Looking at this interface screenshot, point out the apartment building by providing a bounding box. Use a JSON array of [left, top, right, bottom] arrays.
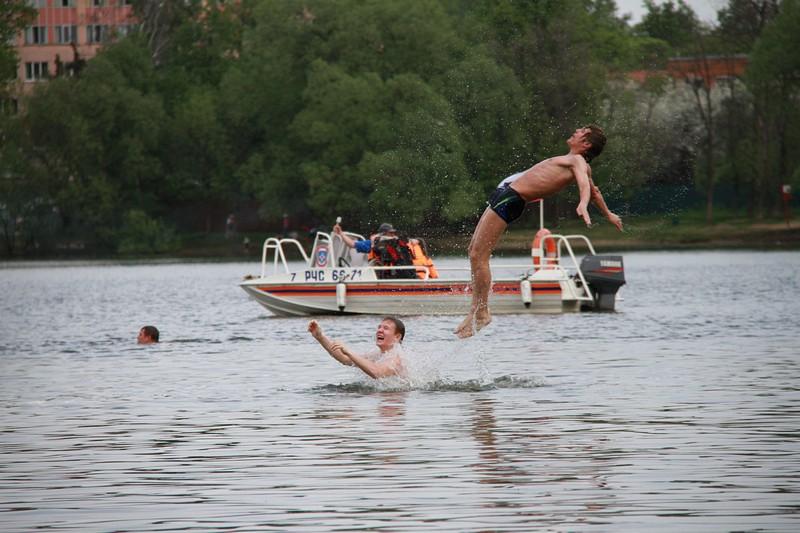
[[13, 0, 135, 94], [628, 54, 749, 88]]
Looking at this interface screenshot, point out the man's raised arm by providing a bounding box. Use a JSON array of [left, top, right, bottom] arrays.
[[332, 224, 359, 249], [308, 320, 353, 365], [335, 345, 403, 379], [572, 157, 592, 226], [588, 177, 623, 231]]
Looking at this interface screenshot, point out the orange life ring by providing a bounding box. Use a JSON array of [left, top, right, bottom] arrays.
[[531, 228, 557, 267]]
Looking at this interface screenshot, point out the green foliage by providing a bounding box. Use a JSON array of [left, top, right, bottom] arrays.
[[0, 112, 57, 256], [748, 0, 800, 84], [635, 0, 699, 54], [165, 87, 233, 202], [0, 1, 36, 88], [117, 209, 180, 255], [744, 0, 800, 214], [6, 0, 798, 256], [437, 48, 533, 191], [287, 62, 470, 226], [717, 0, 780, 52]]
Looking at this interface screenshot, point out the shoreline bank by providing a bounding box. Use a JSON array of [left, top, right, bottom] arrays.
[[2, 221, 798, 261]]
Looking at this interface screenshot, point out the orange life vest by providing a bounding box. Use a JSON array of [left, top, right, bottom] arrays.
[[409, 239, 438, 279]]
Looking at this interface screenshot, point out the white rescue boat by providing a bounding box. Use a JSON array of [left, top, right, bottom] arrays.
[[239, 205, 625, 317]]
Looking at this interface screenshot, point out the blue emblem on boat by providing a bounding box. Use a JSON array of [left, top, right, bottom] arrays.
[[316, 246, 328, 267]]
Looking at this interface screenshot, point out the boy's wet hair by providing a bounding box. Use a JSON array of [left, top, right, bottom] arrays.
[[583, 124, 606, 162], [382, 316, 405, 341], [141, 325, 159, 342]]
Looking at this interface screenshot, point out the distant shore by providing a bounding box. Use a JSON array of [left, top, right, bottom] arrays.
[[490, 220, 800, 254], [2, 216, 798, 261]]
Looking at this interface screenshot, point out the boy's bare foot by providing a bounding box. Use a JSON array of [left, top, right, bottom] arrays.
[[454, 313, 476, 338], [474, 309, 492, 332]]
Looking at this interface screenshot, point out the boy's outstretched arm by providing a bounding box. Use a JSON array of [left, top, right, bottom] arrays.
[[337, 344, 403, 379], [572, 157, 592, 226], [588, 177, 623, 231], [308, 320, 353, 365]]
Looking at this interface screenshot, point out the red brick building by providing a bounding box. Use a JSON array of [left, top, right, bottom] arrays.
[[629, 54, 749, 88], [13, 0, 135, 94]]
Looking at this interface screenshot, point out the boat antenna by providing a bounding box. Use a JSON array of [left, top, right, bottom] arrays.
[[539, 199, 544, 230]]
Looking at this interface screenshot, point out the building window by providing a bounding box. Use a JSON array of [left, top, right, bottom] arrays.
[[115, 25, 130, 37], [93, 0, 104, 6], [59, 0, 74, 6], [87, 25, 107, 44], [25, 26, 48, 45], [1, 97, 20, 116], [55, 25, 77, 43], [25, 62, 49, 81]]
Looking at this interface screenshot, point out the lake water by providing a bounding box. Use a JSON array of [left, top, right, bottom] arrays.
[[1, 251, 799, 531]]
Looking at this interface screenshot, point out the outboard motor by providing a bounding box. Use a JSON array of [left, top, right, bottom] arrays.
[[579, 255, 625, 311]]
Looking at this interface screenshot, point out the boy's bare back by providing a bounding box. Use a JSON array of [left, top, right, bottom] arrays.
[[508, 154, 590, 201]]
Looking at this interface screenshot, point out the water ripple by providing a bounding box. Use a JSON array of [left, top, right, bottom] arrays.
[[1, 253, 799, 531]]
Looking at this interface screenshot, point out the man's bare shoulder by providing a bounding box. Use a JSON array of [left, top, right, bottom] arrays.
[[541, 153, 584, 167]]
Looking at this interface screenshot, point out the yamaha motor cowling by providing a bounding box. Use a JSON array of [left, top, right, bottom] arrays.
[[579, 255, 625, 311]]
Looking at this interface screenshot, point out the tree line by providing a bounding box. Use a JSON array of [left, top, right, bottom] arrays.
[[1, 0, 798, 256]]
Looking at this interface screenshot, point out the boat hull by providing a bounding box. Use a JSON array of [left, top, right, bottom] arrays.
[[240, 278, 577, 317]]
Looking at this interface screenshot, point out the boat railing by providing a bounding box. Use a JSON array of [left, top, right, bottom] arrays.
[[261, 237, 310, 278], [534, 233, 596, 301], [260, 231, 368, 277], [258, 231, 595, 303]]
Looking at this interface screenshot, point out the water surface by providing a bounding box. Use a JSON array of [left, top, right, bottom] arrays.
[[1, 251, 799, 531]]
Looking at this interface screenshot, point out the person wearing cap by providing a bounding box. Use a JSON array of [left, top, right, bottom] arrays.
[[333, 221, 396, 254]]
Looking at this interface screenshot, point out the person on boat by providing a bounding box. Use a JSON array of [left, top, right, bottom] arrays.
[[455, 124, 624, 339], [308, 317, 407, 379], [137, 325, 159, 344], [333, 221, 395, 255], [333, 222, 438, 279], [408, 238, 439, 279]]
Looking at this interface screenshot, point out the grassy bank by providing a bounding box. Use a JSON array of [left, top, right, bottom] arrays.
[[3, 211, 797, 261], [491, 212, 799, 255], [174, 210, 798, 260]]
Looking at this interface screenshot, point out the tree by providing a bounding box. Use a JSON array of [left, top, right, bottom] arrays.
[[130, 0, 203, 66], [228, 0, 473, 229], [0, 1, 36, 98], [635, 0, 699, 56], [747, 0, 800, 217], [21, 38, 166, 249], [436, 48, 533, 193], [0, 112, 58, 256], [715, 1, 780, 215], [717, 0, 780, 52], [289, 62, 470, 228]]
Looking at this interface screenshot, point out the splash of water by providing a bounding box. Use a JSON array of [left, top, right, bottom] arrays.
[[315, 375, 546, 393]]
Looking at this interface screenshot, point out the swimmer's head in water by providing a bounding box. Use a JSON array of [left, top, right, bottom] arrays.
[[138, 325, 159, 344], [376, 316, 405, 350]]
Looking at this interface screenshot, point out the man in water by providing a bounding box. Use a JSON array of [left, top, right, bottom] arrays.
[[137, 325, 159, 344], [308, 316, 406, 379], [455, 125, 624, 339]]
